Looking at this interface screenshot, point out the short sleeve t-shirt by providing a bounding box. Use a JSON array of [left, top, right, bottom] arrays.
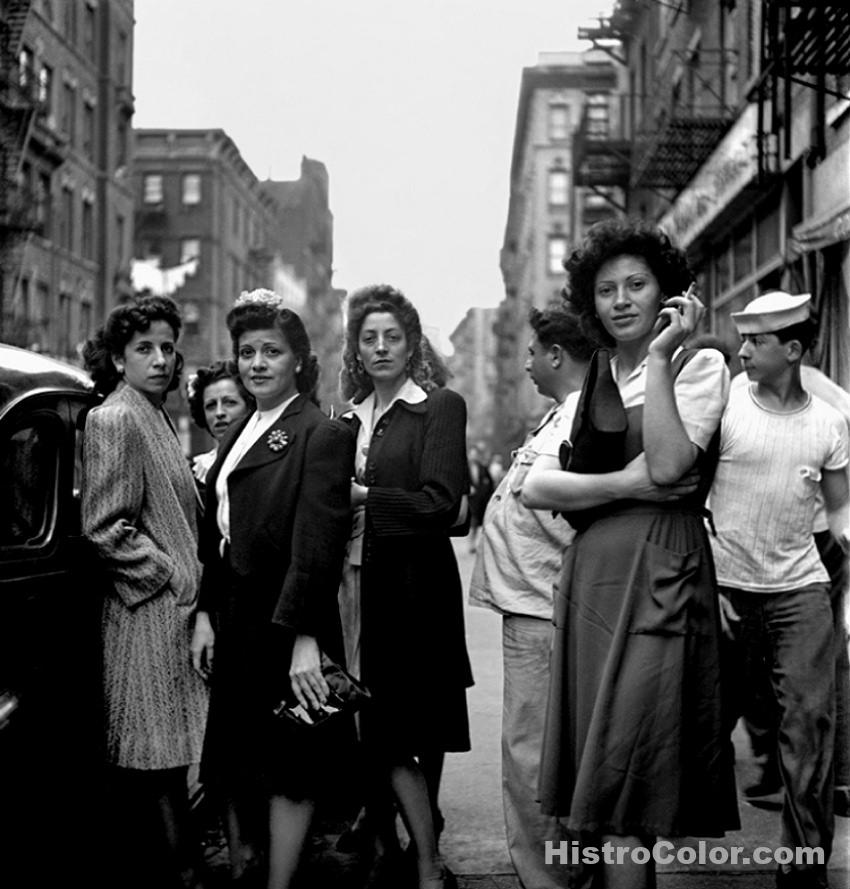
[[710, 385, 849, 591]]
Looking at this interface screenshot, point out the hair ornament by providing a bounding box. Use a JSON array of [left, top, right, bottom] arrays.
[[234, 288, 286, 310]]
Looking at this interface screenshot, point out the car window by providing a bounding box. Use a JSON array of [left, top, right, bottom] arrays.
[[0, 415, 59, 549]]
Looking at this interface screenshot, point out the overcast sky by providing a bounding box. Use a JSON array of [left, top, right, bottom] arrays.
[[133, 0, 613, 350]]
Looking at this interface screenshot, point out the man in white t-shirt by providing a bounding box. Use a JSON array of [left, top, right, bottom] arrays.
[[727, 366, 850, 816], [710, 292, 850, 889], [470, 305, 594, 889]]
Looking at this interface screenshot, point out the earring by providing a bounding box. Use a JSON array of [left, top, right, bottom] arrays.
[[296, 364, 302, 373], [355, 356, 364, 370]]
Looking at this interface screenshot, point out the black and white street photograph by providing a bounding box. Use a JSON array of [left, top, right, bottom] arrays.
[[1, 2, 849, 887]]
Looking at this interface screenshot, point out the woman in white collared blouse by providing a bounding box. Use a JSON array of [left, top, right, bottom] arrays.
[[337, 284, 471, 889], [190, 290, 353, 889]]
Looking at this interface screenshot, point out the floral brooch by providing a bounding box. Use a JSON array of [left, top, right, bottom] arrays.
[[266, 429, 290, 453]]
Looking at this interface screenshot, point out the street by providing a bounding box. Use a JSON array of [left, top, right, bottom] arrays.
[[439, 540, 850, 888]]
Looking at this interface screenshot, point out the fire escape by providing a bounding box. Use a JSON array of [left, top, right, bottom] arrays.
[[0, 0, 38, 341], [630, 45, 737, 194], [574, 11, 631, 215], [0, 2, 38, 234], [577, 2, 737, 200], [749, 2, 850, 180]]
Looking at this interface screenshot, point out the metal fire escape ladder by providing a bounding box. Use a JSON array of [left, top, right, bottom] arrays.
[[750, 2, 850, 180]]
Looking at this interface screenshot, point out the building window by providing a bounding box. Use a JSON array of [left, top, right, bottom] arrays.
[[37, 172, 52, 237], [548, 169, 569, 205], [233, 201, 240, 236], [584, 188, 612, 209], [61, 186, 74, 253], [61, 82, 76, 144], [35, 281, 49, 330], [83, 3, 96, 59], [82, 101, 95, 159], [0, 420, 58, 548], [180, 238, 200, 265], [116, 117, 128, 169], [586, 93, 610, 138], [19, 46, 34, 92], [116, 213, 125, 265], [38, 64, 53, 111], [58, 292, 73, 356], [116, 30, 128, 84], [182, 174, 201, 205], [79, 301, 92, 342], [549, 103, 570, 140], [65, 0, 77, 44], [232, 258, 240, 295], [548, 235, 567, 275], [17, 277, 30, 321], [143, 174, 163, 204], [81, 199, 94, 260]]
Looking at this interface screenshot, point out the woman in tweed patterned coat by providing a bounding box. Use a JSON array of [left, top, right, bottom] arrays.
[[82, 296, 208, 889]]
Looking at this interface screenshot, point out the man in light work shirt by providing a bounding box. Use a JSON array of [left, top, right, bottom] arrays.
[[470, 305, 594, 889]]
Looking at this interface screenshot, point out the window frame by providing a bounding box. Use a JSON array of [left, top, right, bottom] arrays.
[[142, 174, 163, 205], [181, 173, 202, 206], [0, 410, 63, 555]]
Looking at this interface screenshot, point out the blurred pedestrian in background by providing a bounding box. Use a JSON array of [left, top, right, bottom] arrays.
[[523, 219, 737, 889], [467, 443, 494, 553], [337, 283, 471, 889], [187, 359, 254, 494], [470, 304, 595, 889], [190, 290, 354, 889], [487, 452, 505, 488], [82, 295, 209, 889]]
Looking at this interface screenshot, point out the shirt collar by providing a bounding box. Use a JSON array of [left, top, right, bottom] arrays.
[[352, 377, 427, 424], [610, 346, 684, 382], [256, 391, 299, 423]]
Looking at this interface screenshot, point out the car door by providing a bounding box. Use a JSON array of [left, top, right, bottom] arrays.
[[0, 390, 105, 884]]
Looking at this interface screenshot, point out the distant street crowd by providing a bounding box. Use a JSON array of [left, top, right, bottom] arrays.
[[79, 217, 848, 889]]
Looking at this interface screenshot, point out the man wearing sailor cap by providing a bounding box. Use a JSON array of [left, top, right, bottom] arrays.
[[709, 291, 850, 889]]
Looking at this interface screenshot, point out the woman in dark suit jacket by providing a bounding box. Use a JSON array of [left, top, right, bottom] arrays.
[[338, 284, 472, 889], [190, 290, 354, 889]]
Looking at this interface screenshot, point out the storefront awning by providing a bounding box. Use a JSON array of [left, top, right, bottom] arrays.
[[790, 205, 850, 253]]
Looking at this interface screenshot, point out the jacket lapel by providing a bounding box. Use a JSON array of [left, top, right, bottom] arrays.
[[229, 393, 306, 475]]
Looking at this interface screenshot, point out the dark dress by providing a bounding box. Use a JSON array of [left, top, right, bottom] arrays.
[[197, 395, 355, 798], [342, 387, 473, 757], [539, 352, 739, 839]]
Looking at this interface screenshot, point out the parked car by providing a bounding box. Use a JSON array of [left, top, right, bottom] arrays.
[[0, 344, 107, 885]]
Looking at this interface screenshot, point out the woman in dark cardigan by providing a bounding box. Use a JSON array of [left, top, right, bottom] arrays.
[[190, 290, 354, 889], [338, 284, 471, 889]]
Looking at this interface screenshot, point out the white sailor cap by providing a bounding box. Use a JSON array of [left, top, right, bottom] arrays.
[[731, 291, 812, 334]]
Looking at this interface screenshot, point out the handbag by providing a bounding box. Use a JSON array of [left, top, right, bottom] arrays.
[[272, 654, 370, 729], [564, 348, 628, 475]]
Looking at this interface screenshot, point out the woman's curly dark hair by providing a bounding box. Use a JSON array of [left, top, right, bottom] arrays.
[[225, 300, 320, 406], [82, 295, 184, 397], [339, 283, 450, 404], [187, 359, 255, 431], [562, 218, 694, 347]]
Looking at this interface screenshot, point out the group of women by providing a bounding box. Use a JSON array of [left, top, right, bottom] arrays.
[[81, 284, 470, 889], [80, 217, 741, 889]]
